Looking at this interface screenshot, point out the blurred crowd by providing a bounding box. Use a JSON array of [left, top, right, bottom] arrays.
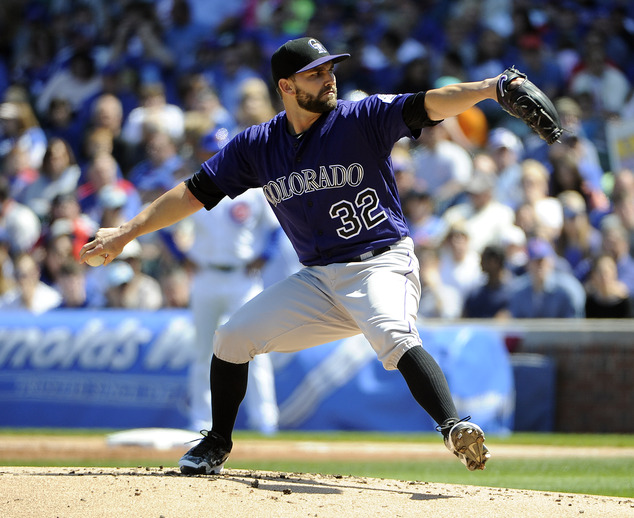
[[0, 0, 633, 318]]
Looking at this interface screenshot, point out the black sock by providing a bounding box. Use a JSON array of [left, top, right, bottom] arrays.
[[397, 346, 458, 435], [210, 354, 248, 446]]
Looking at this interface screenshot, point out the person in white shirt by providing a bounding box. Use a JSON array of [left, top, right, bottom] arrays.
[[0, 253, 61, 314], [438, 221, 483, 308], [186, 186, 281, 435], [0, 177, 41, 256], [519, 159, 564, 243], [410, 122, 473, 213], [121, 82, 185, 148], [443, 170, 516, 254]]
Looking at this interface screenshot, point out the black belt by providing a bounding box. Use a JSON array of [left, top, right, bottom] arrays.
[[347, 245, 393, 262], [205, 264, 240, 272]]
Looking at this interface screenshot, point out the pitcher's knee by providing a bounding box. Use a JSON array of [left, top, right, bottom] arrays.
[[213, 320, 257, 363]]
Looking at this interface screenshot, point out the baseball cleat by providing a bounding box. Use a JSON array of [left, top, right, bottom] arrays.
[[444, 420, 490, 471], [179, 430, 232, 475]]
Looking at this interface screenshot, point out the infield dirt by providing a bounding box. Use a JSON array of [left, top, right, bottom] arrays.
[[1, 436, 634, 517]]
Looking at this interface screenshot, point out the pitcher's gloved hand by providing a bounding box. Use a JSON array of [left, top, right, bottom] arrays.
[[496, 66, 563, 145]]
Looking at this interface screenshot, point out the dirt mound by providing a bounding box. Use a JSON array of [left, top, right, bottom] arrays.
[[1, 466, 632, 517]]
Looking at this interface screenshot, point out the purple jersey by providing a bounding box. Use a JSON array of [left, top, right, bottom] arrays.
[[200, 94, 417, 266]]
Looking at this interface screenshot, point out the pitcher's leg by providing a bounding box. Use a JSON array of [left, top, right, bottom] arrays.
[[340, 244, 423, 370], [214, 268, 360, 363], [210, 354, 248, 445], [397, 345, 458, 427], [210, 268, 359, 446]]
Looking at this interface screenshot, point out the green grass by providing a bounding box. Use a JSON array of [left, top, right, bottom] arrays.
[[227, 457, 634, 498], [2, 430, 634, 498]]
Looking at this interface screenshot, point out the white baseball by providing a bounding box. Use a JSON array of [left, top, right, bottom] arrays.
[[85, 254, 106, 267]]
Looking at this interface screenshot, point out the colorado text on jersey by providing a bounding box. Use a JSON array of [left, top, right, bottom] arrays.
[[262, 162, 364, 206]]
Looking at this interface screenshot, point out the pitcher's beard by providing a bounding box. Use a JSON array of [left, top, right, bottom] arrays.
[[296, 86, 338, 113]]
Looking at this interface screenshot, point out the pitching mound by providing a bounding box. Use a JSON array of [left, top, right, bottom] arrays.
[[1, 466, 632, 517]]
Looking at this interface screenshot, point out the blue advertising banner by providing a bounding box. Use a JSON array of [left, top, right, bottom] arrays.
[[0, 310, 195, 429], [0, 311, 514, 433]]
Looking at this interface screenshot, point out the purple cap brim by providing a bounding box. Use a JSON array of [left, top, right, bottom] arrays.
[[295, 53, 350, 74]]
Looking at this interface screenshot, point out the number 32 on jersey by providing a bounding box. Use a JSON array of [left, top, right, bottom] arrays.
[[329, 187, 387, 239]]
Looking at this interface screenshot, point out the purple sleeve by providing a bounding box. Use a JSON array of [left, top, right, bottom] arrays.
[[351, 94, 418, 154], [200, 127, 262, 198]]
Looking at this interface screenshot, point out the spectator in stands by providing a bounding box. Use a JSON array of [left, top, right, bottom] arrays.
[[584, 253, 631, 318], [410, 122, 473, 213], [596, 216, 634, 296], [103, 257, 162, 310], [610, 169, 634, 255], [396, 56, 433, 97], [548, 141, 609, 214], [500, 224, 528, 277], [468, 28, 505, 86], [443, 170, 516, 254], [103, 260, 135, 308], [569, 33, 632, 119], [1, 145, 38, 201], [164, 0, 210, 75], [504, 237, 586, 319], [0, 227, 13, 292], [121, 82, 185, 150], [128, 129, 186, 203], [202, 42, 260, 116], [35, 51, 102, 117], [402, 187, 447, 248], [43, 97, 84, 159], [83, 64, 139, 126], [185, 81, 236, 133], [86, 94, 136, 175], [416, 244, 462, 319], [159, 266, 191, 308], [96, 185, 129, 230], [10, 22, 58, 101], [116, 239, 164, 310], [518, 159, 564, 243], [438, 220, 483, 307], [548, 152, 589, 204], [555, 190, 602, 278], [0, 176, 41, 256], [46, 192, 97, 260], [391, 143, 418, 198], [1, 0, 633, 328], [18, 137, 81, 220], [462, 244, 513, 319], [77, 151, 142, 224], [513, 34, 563, 102], [550, 97, 603, 189], [56, 259, 90, 309], [487, 127, 524, 209], [106, 2, 175, 84], [235, 77, 278, 130], [0, 253, 61, 314], [359, 28, 425, 93], [81, 127, 116, 170], [0, 101, 48, 170], [39, 229, 75, 287]]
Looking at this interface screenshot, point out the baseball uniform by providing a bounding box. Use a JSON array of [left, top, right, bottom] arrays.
[[187, 188, 280, 434]]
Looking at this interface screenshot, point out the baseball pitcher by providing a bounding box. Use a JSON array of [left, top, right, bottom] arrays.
[[82, 37, 561, 474]]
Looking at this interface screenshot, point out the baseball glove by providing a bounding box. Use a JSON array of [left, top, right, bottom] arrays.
[[496, 66, 563, 145]]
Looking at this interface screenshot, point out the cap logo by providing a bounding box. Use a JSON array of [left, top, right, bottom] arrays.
[[308, 39, 327, 54]]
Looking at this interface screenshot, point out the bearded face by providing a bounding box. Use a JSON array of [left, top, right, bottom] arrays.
[[294, 82, 338, 113]]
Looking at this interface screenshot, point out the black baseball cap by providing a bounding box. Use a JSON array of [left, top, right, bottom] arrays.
[[271, 37, 350, 86]]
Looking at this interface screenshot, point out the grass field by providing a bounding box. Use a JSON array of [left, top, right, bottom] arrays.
[[234, 431, 634, 498], [2, 429, 634, 498]]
